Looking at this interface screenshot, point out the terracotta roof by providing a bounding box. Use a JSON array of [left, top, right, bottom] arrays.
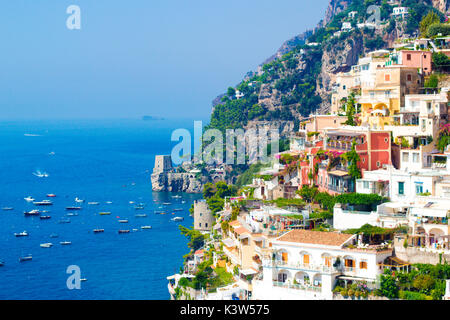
[[234, 226, 250, 235], [229, 220, 240, 227], [276, 229, 354, 247], [328, 170, 349, 177], [194, 249, 204, 255]]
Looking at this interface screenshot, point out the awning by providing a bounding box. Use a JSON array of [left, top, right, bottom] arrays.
[[328, 170, 350, 177], [239, 233, 250, 240], [240, 268, 258, 276], [222, 238, 235, 248]]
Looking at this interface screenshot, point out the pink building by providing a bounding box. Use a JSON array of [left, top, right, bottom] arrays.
[[389, 50, 432, 75]]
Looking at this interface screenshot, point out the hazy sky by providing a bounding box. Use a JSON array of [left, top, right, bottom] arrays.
[[0, 0, 329, 120]]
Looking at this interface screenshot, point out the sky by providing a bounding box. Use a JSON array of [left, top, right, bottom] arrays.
[[0, 0, 329, 120]]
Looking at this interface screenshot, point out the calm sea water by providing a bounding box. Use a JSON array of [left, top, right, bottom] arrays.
[[0, 119, 203, 300]]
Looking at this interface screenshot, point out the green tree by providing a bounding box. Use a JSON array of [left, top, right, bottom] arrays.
[[420, 11, 440, 36], [380, 273, 399, 299], [179, 225, 206, 252], [203, 182, 216, 199]]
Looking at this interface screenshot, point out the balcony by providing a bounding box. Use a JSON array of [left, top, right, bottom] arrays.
[[273, 281, 321, 292], [264, 259, 339, 274]]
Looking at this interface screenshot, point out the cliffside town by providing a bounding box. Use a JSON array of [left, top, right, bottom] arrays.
[[166, 0, 450, 301]]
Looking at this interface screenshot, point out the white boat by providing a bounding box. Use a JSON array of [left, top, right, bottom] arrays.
[[80, 278, 87, 282], [60, 241, 72, 245], [24, 196, 35, 202], [33, 171, 49, 178], [40, 243, 53, 248], [15, 231, 29, 237], [34, 200, 53, 206], [75, 197, 84, 203], [171, 195, 182, 199], [49, 151, 55, 155], [88, 202, 100, 205], [171, 217, 184, 222], [2, 207, 14, 211], [141, 226, 152, 229], [105, 201, 113, 204], [118, 219, 129, 223], [129, 201, 135, 204]]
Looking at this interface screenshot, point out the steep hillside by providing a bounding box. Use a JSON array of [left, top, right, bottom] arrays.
[[208, 0, 447, 133]]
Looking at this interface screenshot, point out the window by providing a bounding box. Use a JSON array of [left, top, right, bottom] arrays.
[[303, 254, 310, 265], [359, 261, 368, 269], [376, 161, 381, 167], [402, 152, 409, 163], [344, 259, 355, 268], [363, 181, 369, 189], [407, 54, 411, 61], [415, 183, 423, 194], [412, 153, 419, 163], [407, 74, 412, 81], [199, 223, 202, 227], [205, 223, 208, 228], [324, 256, 332, 267], [385, 74, 391, 82], [398, 182, 405, 195]]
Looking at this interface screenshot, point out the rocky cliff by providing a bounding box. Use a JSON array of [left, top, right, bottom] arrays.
[[151, 172, 205, 193]]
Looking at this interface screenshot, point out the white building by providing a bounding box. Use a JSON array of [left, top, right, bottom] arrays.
[[392, 7, 409, 18], [252, 229, 392, 300], [341, 22, 352, 31]]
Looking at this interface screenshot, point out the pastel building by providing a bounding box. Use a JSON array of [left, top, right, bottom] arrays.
[[386, 50, 432, 75], [252, 229, 392, 300]]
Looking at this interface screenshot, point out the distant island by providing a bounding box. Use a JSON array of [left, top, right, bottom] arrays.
[[142, 116, 164, 121]]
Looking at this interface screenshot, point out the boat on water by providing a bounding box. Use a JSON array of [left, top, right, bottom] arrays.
[[171, 195, 182, 198], [118, 230, 130, 234], [99, 212, 111, 215], [173, 208, 183, 212], [80, 278, 87, 282], [0, 261, 4, 266], [118, 219, 129, 223], [47, 194, 56, 198], [129, 201, 135, 204], [34, 200, 53, 206], [181, 200, 186, 204], [75, 197, 84, 203], [2, 207, 13, 211], [66, 212, 78, 216], [88, 202, 100, 205], [60, 241, 71, 245], [93, 229, 104, 233], [19, 255, 32, 262], [15, 231, 28, 237], [163, 202, 172, 205], [40, 243, 53, 248], [33, 170, 49, 178], [171, 217, 184, 222], [66, 207, 81, 211], [24, 210, 40, 216], [49, 233, 59, 238], [49, 151, 55, 155], [141, 226, 152, 229], [24, 196, 35, 202], [105, 201, 113, 204], [135, 214, 147, 217], [134, 206, 145, 210], [40, 215, 51, 220]]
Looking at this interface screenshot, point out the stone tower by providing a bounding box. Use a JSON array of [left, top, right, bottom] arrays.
[[193, 200, 215, 232], [153, 155, 173, 174]]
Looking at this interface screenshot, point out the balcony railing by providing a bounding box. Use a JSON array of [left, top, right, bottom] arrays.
[[264, 259, 339, 274], [273, 281, 321, 292]]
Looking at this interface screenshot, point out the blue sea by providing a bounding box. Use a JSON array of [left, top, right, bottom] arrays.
[[0, 119, 203, 300]]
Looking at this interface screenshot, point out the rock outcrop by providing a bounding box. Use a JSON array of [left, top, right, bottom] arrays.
[[151, 171, 204, 193]]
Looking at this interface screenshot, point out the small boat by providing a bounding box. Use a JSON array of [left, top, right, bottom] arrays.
[[49, 151, 55, 156], [24, 196, 35, 202], [181, 201, 186, 204], [47, 194, 56, 198], [2, 207, 13, 211], [154, 211, 165, 214], [66, 212, 78, 216], [88, 202, 100, 205], [141, 226, 152, 229], [19, 255, 32, 262], [134, 206, 145, 210], [80, 278, 87, 282], [99, 212, 111, 215], [66, 206, 81, 211], [173, 208, 183, 212], [171, 217, 184, 222], [40, 243, 53, 248], [75, 197, 84, 203], [59, 218, 71, 224], [171, 195, 182, 198], [33, 171, 49, 178], [118, 230, 130, 234], [15, 231, 29, 237], [105, 201, 113, 204], [34, 200, 53, 206], [24, 210, 40, 216], [135, 214, 147, 218], [163, 202, 171, 205], [93, 229, 104, 233], [40, 215, 51, 220], [129, 201, 135, 204], [49, 233, 59, 238], [0, 261, 4, 267], [60, 241, 72, 245], [118, 219, 129, 223]]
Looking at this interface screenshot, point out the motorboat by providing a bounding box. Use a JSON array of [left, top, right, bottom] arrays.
[[93, 229, 104, 233], [24, 210, 40, 216], [134, 205, 145, 210], [15, 231, 29, 237], [33, 171, 49, 178], [99, 212, 111, 215], [163, 202, 171, 205], [171, 217, 184, 222], [173, 208, 183, 212], [34, 200, 52, 206], [171, 195, 182, 199], [40, 243, 53, 248], [40, 215, 51, 220], [118, 230, 130, 234], [49, 233, 59, 238], [66, 207, 81, 211], [105, 201, 113, 204], [66, 212, 78, 216], [141, 226, 152, 229], [118, 219, 129, 223], [181, 201, 186, 204], [19, 255, 32, 262], [47, 194, 56, 198], [75, 197, 84, 203], [129, 201, 135, 204], [60, 241, 72, 245], [24, 196, 35, 202], [88, 202, 100, 205], [135, 214, 147, 218]]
